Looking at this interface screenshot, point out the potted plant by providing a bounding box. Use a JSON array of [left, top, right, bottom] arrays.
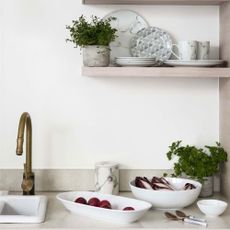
[[165, 141, 227, 197], [66, 15, 117, 67]]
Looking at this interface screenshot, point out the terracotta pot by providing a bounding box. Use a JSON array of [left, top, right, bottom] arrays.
[[83, 45, 110, 67]]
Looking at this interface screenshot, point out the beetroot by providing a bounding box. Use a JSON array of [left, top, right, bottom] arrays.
[[99, 200, 111, 209], [88, 197, 100, 207], [123, 207, 135, 211], [75, 197, 87, 204]]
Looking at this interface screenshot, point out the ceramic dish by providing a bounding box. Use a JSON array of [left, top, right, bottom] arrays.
[[57, 191, 152, 223], [130, 177, 202, 210], [103, 10, 149, 65], [197, 199, 228, 217], [115, 57, 161, 67], [130, 27, 172, 61], [164, 60, 224, 67]]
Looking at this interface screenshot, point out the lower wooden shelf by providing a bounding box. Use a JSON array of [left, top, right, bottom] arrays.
[[82, 67, 230, 78]]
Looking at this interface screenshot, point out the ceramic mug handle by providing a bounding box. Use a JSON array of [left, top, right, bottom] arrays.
[[170, 44, 180, 60]]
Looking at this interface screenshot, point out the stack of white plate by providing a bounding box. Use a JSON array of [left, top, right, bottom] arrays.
[[115, 57, 160, 67]]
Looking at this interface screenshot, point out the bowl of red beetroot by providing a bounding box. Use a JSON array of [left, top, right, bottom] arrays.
[[56, 191, 151, 223], [130, 176, 202, 209]]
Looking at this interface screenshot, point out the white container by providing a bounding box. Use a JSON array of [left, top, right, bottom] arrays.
[[197, 199, 228, 217], [95, 161, 119, 195], [130, 177, 202, 209], [56, 191, 151, 224], [197, 41, 210, 60], [83, 45, 110, 67]]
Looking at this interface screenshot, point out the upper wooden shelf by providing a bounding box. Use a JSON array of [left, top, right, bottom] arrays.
[[82, 67, 230, 78], [82, 0, 230, 5]]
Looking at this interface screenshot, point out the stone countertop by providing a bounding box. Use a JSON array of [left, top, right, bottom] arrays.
[[0, 192, 229, 229]]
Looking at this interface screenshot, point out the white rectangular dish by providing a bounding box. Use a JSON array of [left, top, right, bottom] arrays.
[[56, 191, 151, 223]]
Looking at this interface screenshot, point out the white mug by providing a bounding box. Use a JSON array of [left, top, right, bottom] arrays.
[[197, 41, 210, 60], [95, 161, 119, 195], [171, 40, 198, 60]]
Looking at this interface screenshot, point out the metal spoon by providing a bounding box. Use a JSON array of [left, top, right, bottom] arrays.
[[165, 212, 208, 227], [165, 212, 179, 221], [176, 210, 207, 223]]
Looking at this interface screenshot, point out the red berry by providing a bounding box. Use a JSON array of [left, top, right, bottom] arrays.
[[88, 197, 100, 207], [99, 200, 111, 209], [74, 197, 87, 204], [123, 207, 135, 211]]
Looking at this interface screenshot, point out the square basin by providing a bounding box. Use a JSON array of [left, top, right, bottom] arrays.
[[0, 195, 47, 223]]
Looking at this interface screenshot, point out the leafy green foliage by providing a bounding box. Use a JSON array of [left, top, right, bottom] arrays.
[[166, 141, 228, 183], [66, 15, 117, 47]]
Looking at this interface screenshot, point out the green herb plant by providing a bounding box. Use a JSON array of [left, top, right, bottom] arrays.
[[165, 141, 227, 183], [66, 15, 117, 48]]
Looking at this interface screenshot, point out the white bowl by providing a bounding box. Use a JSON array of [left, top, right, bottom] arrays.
[[197, 199, 228, 217], [57, 191, 152, 223], [130, 177, 202, 209]]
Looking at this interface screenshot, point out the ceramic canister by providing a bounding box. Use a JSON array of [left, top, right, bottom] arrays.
[[95, 161, 119, 195]]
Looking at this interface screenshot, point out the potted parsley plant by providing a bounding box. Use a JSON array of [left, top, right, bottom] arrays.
[[66, 15, 117, 67], [166, 141, 227, 197]]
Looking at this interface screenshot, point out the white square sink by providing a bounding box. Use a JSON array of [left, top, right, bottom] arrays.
[[0, 195, 47, 223]]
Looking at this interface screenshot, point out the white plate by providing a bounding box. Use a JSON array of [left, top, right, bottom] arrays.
[[103, 10, 149, 65], [116, 60, 159, 67], [130, 27, 172, 61], [116, 57, 156, 60], [57, 191, 151, 223], [165, 60, 224, 67]]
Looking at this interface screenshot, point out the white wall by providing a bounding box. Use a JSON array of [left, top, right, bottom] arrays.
[[0, 0, 219, 169]]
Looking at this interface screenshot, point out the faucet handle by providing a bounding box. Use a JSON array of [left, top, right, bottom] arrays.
[[21, 164, 33, 193]]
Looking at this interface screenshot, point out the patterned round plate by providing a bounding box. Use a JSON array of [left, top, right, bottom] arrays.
[[130, 27, 172, 61]]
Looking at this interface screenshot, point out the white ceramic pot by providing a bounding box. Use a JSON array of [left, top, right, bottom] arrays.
[[199, 176, 213, 197], [83, 45, 110, 67]]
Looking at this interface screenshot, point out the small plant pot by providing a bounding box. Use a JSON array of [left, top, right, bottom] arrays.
[[199, 176, 213, 197], [83, 45, 110, 67]]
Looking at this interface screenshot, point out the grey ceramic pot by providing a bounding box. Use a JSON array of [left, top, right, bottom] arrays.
[[83, 45, 110, 67], [199, 176, 213, 197]]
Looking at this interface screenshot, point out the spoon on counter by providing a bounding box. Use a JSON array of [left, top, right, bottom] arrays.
[[164, 212, 208, 227], [175, 210, 207, 223]]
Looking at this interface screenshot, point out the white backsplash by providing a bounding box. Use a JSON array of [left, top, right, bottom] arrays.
[[0, 1, 219, 169]]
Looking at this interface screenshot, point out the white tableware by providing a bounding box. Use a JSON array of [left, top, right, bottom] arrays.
[[130, 27, 172, 61], [56, 191, 152, 223], [197, 41, 210, 60], [164, 60, 224, 67], [103, 10, 149, 65], [115, 57, 160, 67], [171, 40, 198, 60], [95, 161, 119, 195], [197, 199, 228, 217], [130, 177, 202, 210]]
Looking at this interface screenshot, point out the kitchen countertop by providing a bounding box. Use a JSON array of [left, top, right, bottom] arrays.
[[0, 192, 229, 229]]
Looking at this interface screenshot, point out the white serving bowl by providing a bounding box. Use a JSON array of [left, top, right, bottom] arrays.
[[130, 177, 202, 210], [57, 191, 152, 223], [197, 199, 228, 217]]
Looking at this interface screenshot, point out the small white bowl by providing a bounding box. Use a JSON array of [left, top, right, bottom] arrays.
[[130, 177, 202, 209], [197, 199, 228, 217]]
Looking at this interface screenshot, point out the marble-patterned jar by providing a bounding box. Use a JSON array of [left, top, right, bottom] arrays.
[[95, 161, 119, 195], [83, 45, 110, 67]]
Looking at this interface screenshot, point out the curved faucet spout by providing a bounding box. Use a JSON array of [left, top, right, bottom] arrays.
[[16, 112, 34, 195]]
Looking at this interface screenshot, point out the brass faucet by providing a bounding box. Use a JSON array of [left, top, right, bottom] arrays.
[[16, 112, 35, 195]]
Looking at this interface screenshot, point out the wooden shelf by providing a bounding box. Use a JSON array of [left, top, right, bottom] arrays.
[[82, 0, 230, 5], [82, 67, 230, 78]]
